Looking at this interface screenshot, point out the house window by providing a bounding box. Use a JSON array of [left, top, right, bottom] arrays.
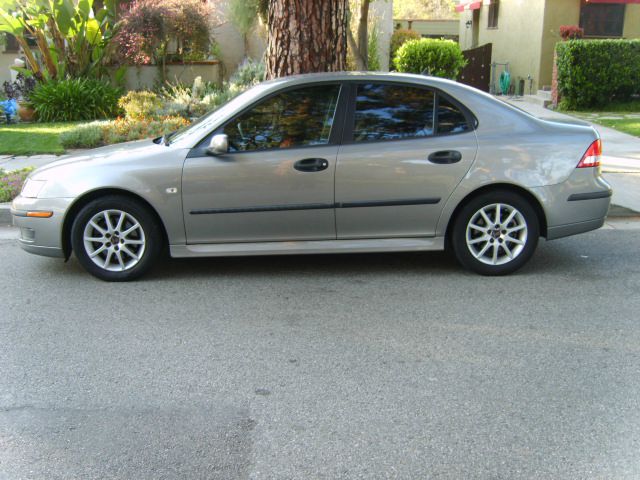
[[4, 34, 19, 53], [579, 0, 625, 37], [487, 0, 499, 29]]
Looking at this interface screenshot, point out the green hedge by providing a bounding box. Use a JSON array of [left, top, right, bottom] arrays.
[[393, 39, 466, 79], [556, 39, 640, 109]]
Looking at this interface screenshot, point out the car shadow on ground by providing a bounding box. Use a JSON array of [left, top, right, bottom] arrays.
[[32, 237, 593, 282]]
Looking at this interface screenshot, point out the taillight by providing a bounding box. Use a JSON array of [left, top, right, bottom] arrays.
[[577, 139, 602, 168]]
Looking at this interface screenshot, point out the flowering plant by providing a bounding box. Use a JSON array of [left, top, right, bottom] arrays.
[[0, 168, 34, 202], [115, 0, 221, 66], [560, 25, 584, 41]]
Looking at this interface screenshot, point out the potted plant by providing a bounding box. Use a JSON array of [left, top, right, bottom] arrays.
[[2, 73, 37, 122]]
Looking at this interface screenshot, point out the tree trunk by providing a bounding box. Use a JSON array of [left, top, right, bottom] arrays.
[[265, 0, 348, 80]]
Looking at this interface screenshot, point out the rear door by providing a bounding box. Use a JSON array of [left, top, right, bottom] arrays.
[[335, 82, 478, 239]]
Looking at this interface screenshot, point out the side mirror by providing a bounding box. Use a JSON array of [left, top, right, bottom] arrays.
[[206, 134, 228, 156]]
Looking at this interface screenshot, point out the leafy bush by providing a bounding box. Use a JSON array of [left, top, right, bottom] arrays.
[[559, 25, 584, 41], [116, 0, 219, 65], [60, 116, 191, 149], [556, 39, 640, 109], [390, 28, 420, 65], [58, 123, 105, 149], [229, 58, 266, 88], [0, 168, 34, 202], [30, 79, 122, 122], [393, 39, 466, 79], [118, 91, 164, 119]]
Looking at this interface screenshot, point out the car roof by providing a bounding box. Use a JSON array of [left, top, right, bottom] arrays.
[[261, 71, 461, 89]]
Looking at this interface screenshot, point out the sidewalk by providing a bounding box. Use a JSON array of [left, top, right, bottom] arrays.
[[503, 97, 640, 214]]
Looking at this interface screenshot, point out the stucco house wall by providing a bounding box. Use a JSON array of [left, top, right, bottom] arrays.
[[0, 52, 17, 86], [458, 0, 640, 92], [459, 1, 546, 92], [394, 19, 459, 40]]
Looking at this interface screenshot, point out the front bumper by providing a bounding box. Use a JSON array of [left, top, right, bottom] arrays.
[[11, 196, 74, 259]]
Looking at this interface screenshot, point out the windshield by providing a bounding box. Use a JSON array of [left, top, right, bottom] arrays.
[[167, 83, 273, 146]]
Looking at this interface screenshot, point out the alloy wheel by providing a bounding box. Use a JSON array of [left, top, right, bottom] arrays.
[[465, 203, 528, 266], [82, 209, 146, 272]]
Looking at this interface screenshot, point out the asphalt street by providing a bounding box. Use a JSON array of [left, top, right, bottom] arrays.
[[1, 223, 640, 479]]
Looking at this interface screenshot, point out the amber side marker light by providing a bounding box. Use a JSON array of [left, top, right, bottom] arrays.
[[26, 211, 53, 218]]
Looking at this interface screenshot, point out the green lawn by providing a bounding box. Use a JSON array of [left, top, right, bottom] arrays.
[[0, 122, 81, 155], [591, 117, 640, 137]]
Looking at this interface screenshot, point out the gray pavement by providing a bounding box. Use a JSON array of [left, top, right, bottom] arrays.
[[1, 223, 640, 479]]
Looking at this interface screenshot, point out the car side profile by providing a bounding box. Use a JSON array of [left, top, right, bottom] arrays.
[[12, 72, 612, 281]]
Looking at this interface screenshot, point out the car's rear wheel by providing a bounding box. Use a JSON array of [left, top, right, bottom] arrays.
[[452, 191, 539, 275], [71, 195, 162, 281]]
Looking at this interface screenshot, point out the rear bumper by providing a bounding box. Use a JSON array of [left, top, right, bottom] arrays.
[[532, 171, 612, 239], [546, 216, 606, 240]]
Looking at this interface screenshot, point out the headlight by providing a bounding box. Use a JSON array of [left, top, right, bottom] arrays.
[[21, 179, 47, 198]]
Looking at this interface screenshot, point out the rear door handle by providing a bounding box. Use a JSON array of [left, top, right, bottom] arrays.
[[294, 158, 329, 172], [428, 150, 462, 164]]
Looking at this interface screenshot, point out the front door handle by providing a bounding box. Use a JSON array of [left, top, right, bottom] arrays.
[[294, 158, 329, 172], [428, 150, 462, 164]]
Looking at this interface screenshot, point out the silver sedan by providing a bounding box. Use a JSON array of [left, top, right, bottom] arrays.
[[12, 72, 612, 281]]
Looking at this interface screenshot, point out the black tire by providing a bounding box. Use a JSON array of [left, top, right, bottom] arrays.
[[70, 195, 163, 281], [451, 190, 540, 276]]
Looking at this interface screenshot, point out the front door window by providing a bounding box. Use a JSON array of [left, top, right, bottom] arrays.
[[222, 85, 341, 152]]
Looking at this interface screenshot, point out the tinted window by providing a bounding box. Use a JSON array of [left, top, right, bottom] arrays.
[[437, 97, 470, 134], [579, 1, 625, 37], [223, 85, 340, 152], [353, 84, 435, 142], [487, 0, 499, 29]]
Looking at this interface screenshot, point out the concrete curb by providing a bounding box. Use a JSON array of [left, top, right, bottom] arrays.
[[0, 203, 12, 226], [1, 201, 638, 227]]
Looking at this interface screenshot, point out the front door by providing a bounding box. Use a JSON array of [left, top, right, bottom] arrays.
[[182, 83, 344, 244], [335, 82, 478, 239]]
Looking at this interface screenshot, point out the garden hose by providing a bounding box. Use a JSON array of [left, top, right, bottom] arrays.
[[499, 70, 511, 95]]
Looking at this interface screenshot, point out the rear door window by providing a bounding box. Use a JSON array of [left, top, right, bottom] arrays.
[[353, 84, 435, 141]]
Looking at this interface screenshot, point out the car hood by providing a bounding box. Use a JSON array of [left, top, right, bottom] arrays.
[[30, 139, 162, 180]]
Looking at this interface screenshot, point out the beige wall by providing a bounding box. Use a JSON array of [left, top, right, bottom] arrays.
[[371, 0, 394, 71], [623, 5, 640, 38], [0, 52, 18, 86], [459, 0, 547, 92], [394, 19, 459, 39], [113, 63, 222, 91]]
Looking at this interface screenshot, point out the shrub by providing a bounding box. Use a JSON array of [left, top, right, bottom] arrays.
[[60, 116, 191, 149], [559, 25, 584, 41], [30, 78, 122, 122], [0, 167, 34, 202], [116, 0, 219, 65], [389, 28, 420, 65], [118, 91, 163, 120], [393, 39, 466, 79], [58, 122, 106, 149], [229, 58, 265, 88], [556, 39, 640, 109]]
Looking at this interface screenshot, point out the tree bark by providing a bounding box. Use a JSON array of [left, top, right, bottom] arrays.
[[265, 0, 348, 80]]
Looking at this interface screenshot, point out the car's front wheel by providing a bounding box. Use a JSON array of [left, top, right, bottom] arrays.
[[451, 191, 539, 275], [71, 195, 162, 281]]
